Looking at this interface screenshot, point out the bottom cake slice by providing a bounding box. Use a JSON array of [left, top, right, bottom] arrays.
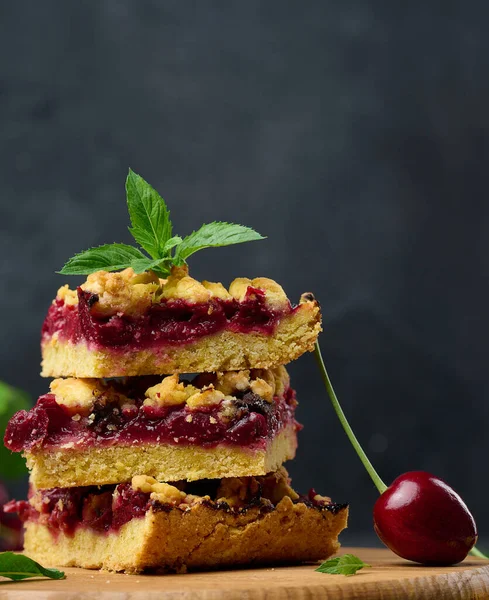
[[5, 469, 348, 573]]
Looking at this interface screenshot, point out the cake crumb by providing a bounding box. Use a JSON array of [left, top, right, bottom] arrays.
[[186, 386, 225, 410]]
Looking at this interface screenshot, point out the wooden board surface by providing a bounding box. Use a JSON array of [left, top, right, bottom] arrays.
[[1, 547, 488, 599]]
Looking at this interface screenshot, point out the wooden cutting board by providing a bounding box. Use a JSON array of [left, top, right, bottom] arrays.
[[1, 547, 488, 599]]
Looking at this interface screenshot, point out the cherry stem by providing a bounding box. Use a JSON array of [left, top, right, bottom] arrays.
[[470, 547, 489, 559], [314, 341, 489, 560], [314, 341, 387, 495]]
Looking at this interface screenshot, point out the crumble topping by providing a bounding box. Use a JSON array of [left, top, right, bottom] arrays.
[[144, 375, 195, 407], [160, 266, 212, 304], [228, 278, 253, 302], [312, 493, 332, 504], [50, 378, 132, 416], [216, 467, 299, 507], [143, 366, 289, 410], [50, 379, 108, 415], [212, 371, 251, 396], [186, 387, 226, 410], [131, 476, 186, 505], [143, 376, 226, 410], [131, 470, 300, 510], [56, 285, 78, 306], [56, 265, 293, 316], [50, 367, 291, 418], [216, 475, 261, 507], [201, 281, 232, 300], [80, 269, 161, 317], [259, 467, 300, 503], [214, 367, 289, 403], [249, 377, 273, 402]]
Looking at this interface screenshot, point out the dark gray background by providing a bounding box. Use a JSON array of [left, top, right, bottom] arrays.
[[1, 1, 489, 547]]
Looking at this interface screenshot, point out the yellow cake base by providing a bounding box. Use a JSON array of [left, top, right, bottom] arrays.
[[41, 303, 321, 378], [26, 424, 298, 488], [24, 496, 348, 573]]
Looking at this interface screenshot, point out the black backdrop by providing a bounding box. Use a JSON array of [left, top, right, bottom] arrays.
[[2, 2, 489, 546]]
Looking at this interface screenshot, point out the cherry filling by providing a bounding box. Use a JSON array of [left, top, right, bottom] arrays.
[[41, 287, 296, 349], [4, 481, 346, 538], [4, 387, 299, 453]]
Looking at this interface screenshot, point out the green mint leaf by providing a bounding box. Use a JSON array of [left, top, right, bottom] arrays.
[[0, 552, 65, 581], [127, 258, 157, 274], [126, 169, 172, 259], [175, 222, 265, 262], [129, 257, 172, 277], [315, 554, 371, 576], [129, 237, 183, 276], [162, 235, 183, 254], [59, 244, 147, 275], [59, 172, 266, 276], [0, 381, 30, 479]]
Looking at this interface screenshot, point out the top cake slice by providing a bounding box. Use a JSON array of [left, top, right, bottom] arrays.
[[41, 265, 321, 378]]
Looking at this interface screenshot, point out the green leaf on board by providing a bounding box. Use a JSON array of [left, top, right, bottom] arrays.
[[0, 552, 65, 581], [315, 554, 371, 576]]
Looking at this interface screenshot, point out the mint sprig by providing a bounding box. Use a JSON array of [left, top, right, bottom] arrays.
[[126, 169, 173, 259], [174, 222, 264, 264], [59, 169, 265, 277], [59, 243, 147, 276], [0, 552, 65, 581], [315, 554, 371, 576]]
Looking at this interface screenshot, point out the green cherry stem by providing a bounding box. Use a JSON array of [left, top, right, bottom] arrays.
[[314, 340, 488, 560], [470, 547, 489, 559], [314, 341, 387, 495]]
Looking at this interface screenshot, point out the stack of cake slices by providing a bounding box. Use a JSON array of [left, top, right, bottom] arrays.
[[4, 266, 348, 573]]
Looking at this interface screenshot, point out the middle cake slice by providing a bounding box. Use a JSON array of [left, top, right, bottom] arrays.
[[5, 367, 299, 489]]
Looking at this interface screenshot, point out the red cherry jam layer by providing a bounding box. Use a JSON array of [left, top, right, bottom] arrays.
[[42, 287, 296, 349], [4, 480, 346, 538], [4, 384, 299, 454]]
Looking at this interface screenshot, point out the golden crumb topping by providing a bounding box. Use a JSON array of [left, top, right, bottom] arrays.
[[312, 493, 332, 504], [216, 476, 261, 507], [248, 278, 288, 310], [216, 366, 289, 403], [56, 265, 296, 316], [50, 378, 107, 415], [130, 469, 300, 511], [259, 467, 300, 504], [50, 378, 132, 416], [216, 467, 298, 508], [212, 371, 251, 396], [48, 367, 290, 418], [160, 266, 211, 303], [228, 278, 253, 301], [201, 281, 232, 300], [186, 387, 226, 410], [56, 284, 78, 306], [144, 375, 197, 407], [80, 268, 161, 317], [143, 366, 289, 410], [131, 476, 186, 505]]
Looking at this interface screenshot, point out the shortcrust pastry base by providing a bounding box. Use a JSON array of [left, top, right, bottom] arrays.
[[26, 424, 297, 489], [23, 496, 348, 573], [41, 304, 321, 378]]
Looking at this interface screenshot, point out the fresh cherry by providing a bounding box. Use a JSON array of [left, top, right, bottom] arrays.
[[373, 471, 477, 565], [314, 342, 482, 565]]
